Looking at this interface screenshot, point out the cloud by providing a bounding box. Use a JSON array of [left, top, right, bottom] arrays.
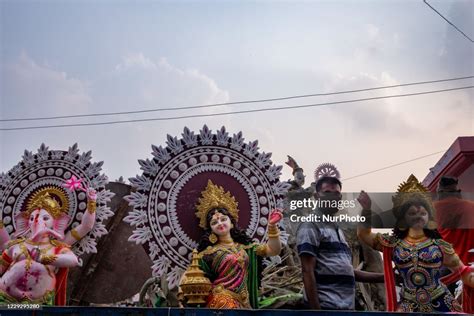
[[323, 72, 416, 136], [0, 52, 92, 119], [322, 69, 473, 140], [366, 24, 380, 40], [0, 52, 234, 184], [1, 52, 231, 123], [353, 24, 401, 62], [115, 53, 158, 72], [437, 1, 474, 101], [99, 53, 230, 112]]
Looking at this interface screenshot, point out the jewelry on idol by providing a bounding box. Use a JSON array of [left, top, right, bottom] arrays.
[[407, 232, 425, 239], [267, 224, 280, 238], [405, 235, 427, 244], [209, 233, 218, 244], [406, 230, 426, 243], [219, 236, 234, 245], [87, 200, 97, 214], [26, 239, 51, 246], [40, 254, 58, 265], [71, 228, 82, 241]]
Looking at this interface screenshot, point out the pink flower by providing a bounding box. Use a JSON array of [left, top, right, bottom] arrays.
[[64, 175, 84, 192]]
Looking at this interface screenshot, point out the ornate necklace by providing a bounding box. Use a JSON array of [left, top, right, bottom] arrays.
[[216, 241, 240, 253], [405, 234, 428, 245], [26, 239, 51, 246], [217, 242, 236, 248], [217, 236, 236, 247]]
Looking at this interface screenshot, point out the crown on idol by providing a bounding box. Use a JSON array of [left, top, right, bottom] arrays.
[[392, 174, 433, 218], [25, 186, 69, 218], [195, 180, 239, 229]]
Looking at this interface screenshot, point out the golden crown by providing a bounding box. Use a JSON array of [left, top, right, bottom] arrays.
[[25, 186, 69, 218], [195, 180, 239, 229], [392, 174, 432, 217]]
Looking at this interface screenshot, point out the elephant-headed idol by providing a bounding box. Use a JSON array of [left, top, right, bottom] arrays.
[[0, 185, 97, 305]]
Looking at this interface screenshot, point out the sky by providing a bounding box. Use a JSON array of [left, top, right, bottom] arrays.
[[0, 0, 473, 192]]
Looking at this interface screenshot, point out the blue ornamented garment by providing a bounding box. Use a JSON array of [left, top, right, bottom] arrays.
[[393, 238, 462, 313]]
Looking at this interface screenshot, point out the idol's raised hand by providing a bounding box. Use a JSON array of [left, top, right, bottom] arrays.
[[86, 187, 97, 202], [269, 208, 283, 225], [357, 190, 372, 210]]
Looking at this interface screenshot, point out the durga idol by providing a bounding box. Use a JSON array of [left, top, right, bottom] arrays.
[[357, 175, 474, 313], [180, 180, 283, 309]]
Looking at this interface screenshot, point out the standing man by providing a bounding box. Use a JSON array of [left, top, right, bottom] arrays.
[[434, 176, 474, 314], [296, 176, 384, 310]]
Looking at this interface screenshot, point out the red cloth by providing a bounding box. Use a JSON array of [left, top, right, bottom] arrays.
[[382, 246, 397, 311], [54, 267, 68, 306], [434, 198, 474, 313], [53, 244, 69, 306], [434, 198, 474, 265], [463, 286, 474, 314], [2, 252, 12, 265]]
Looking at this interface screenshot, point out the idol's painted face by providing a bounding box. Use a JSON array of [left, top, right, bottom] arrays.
[[210, 211, 232, 236], [27, 208, 64, 241], [29, 209, 55, 231], [404, 205, 429, 229]]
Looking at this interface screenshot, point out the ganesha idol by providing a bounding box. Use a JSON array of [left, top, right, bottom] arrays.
[[0, 186, 97, 305]]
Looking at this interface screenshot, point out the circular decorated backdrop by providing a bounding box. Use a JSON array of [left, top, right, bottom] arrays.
[[0, 143, 115, 255], [124, 125, 290, 288]]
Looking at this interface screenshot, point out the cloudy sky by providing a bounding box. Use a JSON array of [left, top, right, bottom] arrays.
[[1, 0, 473, 192]]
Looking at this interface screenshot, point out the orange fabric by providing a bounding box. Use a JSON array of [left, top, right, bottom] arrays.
[[207, 292, 241, 309]]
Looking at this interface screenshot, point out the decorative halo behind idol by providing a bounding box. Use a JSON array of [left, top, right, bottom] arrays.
[[124, 125, 291, 288], [0, 143, 115, 256]]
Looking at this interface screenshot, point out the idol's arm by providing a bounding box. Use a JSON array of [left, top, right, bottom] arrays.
[[63, 191, 96, 245], [63, 205, 95, 245], [443, 249, 474, 288], [40, 248, 79, 268], [259, 224, 282, 257], [355, 205, 386, 284], [258, 209, 284, 257], [464, 270, 474, 288], [357, 209, 379, 250], [356, 191, 379, 249]]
